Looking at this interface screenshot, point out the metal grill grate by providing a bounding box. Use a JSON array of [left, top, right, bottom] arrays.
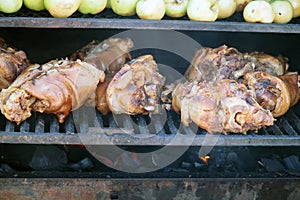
[[0, 102, 300, 146]]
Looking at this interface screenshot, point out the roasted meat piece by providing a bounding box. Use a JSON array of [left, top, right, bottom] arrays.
[[71, 37, 134, 73], [72, 37, 134, 115], [172, 79, 274, 134], [0, 38, 29, 90], [106, 55, 165, 115], [185, 45, 287, 82], [244, 71, 300, 117], [0, 59, 104, 124]]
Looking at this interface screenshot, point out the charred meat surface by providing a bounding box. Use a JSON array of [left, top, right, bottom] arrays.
[[172, 79, 274, 134], [0, 59, 104, 124], [107, 55, 165, 115], [0, 37, 30, 90], [185, 45, 287, 82], [244, 71, 300, 117]]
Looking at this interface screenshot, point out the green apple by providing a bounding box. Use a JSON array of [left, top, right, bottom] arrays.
[[271, 0, 293, 24], [164, 0, 188, 18], [243, 1, 274, 23], [0, 0, 22, 13], [44, 0, 81, 18], [78, 0, 107, 14], [24, 0, 45, 11], [106, 0, 111, 9], [136, 0, 165, 20], [111, 0, 139, 16], [288, 0, 300, 18], [187, 0, 219, 22], [217, 0, 236, 19]]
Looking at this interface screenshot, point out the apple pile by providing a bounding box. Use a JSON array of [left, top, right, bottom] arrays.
[[0, 0, 299, 24], [243, 0, 300, 24], [0, 0, 108, 17]]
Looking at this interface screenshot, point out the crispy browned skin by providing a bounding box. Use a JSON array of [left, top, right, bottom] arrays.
[[0, 38, 29, 90], [107, 55, 165, 115], [95, 74, 113, 115], [172, 79, 274, 134], [72, 38, 134, 114], [0, 59, 104, 124], [71, 37, 134, 73], [278, 72, 300, 107], [244, 71, 299, 117], [185, 45, 287, 82]]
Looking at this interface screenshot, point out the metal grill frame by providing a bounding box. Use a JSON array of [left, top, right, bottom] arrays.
[[1, 102, 300, 146], [0, 8, 300, 33], [0, 10, 300, 146]]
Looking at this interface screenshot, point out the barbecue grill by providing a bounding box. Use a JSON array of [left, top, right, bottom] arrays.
[[1, 7, 300, 199]]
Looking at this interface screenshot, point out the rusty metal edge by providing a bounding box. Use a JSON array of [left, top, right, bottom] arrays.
[[0, 178, 300, 199], [1, 131, 300, 146], [0, 17, 300, 33]]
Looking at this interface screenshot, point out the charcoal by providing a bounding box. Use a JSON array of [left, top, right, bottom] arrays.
[[164, 168, 190, 173], [29, 146, 67, 171], [68, 157, 94, 171], [260, 157, 285, 173], [283, 155, 300, 176], [181, 162, 192, 168], [0, 163, 15, 172], [193, 162, 206, 169]]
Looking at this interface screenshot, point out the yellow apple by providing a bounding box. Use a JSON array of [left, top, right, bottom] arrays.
[[243, 1, 274, 23], [271, 0, 293, 24], [0, 0, 22, 13], [78, 0, 107, 14], [217, 0, 236, 19], [164, 0, 188, 18], [136, 0, 166, 20], [44, 0, 81, 18], [24, 0, 45, 11], [187, 0, 219, 22], [111, 0, 139, 16], [288, 0, 300, 18]]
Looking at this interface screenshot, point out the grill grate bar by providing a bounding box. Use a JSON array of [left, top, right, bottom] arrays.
[[137, 116, 150, 135], [284, 110, 300, 134], [276, 117, 297, 136], [259, 127, 269, 135], [95, 111, 104, 128], [49, 116, 59, 133], [65, 114, 75, 134], [35, 114, 44, 133], [5, 121, 14, 132], [152, 115, 166, 135], [166, 112, 179, 135], [20, 120, 30, 133], [1, 104, 300, 145], [122, 116, 134, 130], [108, 114, 118, 128], [265, 123, 284, 136], [79, 110, 89, 134]]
